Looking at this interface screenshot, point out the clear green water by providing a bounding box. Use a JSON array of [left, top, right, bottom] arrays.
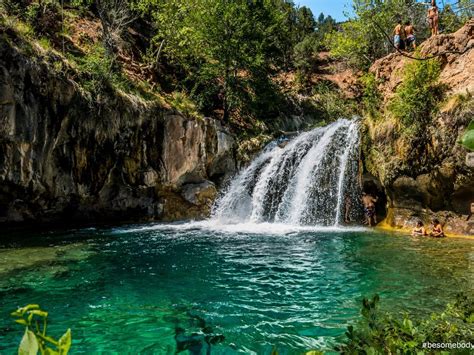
[[0, 223, 473, 354]]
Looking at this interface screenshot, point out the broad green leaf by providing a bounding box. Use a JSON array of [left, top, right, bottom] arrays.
[[15, 319, 28, 326], [44, 348, 59, 355], [461, 129, 474, 151], [18, 329, 39, 355], [58, 329, 72, 355]]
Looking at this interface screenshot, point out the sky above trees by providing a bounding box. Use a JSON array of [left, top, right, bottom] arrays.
[[297, 0, 463, 22]]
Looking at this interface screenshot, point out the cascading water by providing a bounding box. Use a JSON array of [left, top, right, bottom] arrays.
[[212, 119, 360, 226]]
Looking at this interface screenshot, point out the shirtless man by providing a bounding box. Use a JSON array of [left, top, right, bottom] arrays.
[[393, 19, 404, 50], [405, 21, 416, 50], [428, 1, 439, 36], [362, 192, 378, 226]]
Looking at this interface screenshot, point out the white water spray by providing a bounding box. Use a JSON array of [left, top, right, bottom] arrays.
[[212, 119, 360, 227]]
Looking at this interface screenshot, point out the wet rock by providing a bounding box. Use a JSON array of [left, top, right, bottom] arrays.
[[0, 37, 237, 226], [181, 181, 217, 206]]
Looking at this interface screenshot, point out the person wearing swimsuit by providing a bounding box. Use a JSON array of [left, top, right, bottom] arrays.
[[362, 192, 378, 226], [412, 221, 427, 236], [430, 219, 445, 238], [428, 1, 439, 36]]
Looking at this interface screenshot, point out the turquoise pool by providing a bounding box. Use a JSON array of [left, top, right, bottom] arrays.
[[0, 223, 473, 353]]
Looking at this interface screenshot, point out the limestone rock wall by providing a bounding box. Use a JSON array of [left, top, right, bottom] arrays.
[[365, 21, 474, 235], [0, 38, 236, 227]]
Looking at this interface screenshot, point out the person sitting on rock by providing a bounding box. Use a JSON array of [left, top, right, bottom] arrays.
[[430, 219, 445, 238], [361, 192, 378, 226], [393, 19, 404, 50], [428, 1, 439, 36], [412, 221, 427, 236], [404, 21, 416, 50]]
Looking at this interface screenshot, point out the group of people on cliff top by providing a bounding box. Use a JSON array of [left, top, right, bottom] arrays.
[[393, 0, 440, 51]]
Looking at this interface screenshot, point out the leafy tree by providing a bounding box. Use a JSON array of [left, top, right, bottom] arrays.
[[293, 34, 318, 87], [456, 0, 474, 23], [326, 0, 430, 69], [314, 12, 336, 49], [133, 0, 288, 121], [440, 4, 462, 34], [295, 6, 316, 41]]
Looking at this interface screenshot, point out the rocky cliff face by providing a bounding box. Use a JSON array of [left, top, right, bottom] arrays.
[[366, 21, 474, 235], [0, 38, 236, 227], [372, 19, 474, 99]]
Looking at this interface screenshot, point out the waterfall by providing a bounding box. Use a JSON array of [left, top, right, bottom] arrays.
[[212, 119, 360, 226]]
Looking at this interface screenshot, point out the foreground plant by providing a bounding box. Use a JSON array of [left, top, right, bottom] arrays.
[[11, 304, 71, 355], [337, 293, 474, 354], [460, 120, 474, 151]]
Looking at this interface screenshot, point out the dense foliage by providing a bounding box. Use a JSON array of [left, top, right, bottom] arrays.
[[1, 0, 343, 125], [338, 293, 474, 354], [0, 0, 469, 130], [325, 0, 472, 69], [388, 58, 443, 131]]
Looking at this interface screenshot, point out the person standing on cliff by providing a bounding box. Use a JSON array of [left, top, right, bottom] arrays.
[[428, 0, 439, 37], [393, 19, 405, 50], [361, 192, 378, 226], [405, 21, 416, 50]]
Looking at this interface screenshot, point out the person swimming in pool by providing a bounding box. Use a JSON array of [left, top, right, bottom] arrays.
[[430, 219, 445, 238], [412, 221, 427, 236]]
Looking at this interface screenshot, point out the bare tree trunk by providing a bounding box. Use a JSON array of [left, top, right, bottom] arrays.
[[96, 0, 134, 69]]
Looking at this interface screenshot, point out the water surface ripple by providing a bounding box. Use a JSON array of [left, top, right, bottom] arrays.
[[0, 225, 473, 354]]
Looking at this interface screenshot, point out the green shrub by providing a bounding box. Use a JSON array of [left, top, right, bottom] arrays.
[[11, 304, 72, 355], [312, 81, 356, 121], [461, 120, 474, 151], [169, 92, 204, 120], [293, 34, 319, 87], [25, 1, 62, 37], [388, 58, 443, 131], [74, 44, 114, 93], [337, 293, 474, 354], [360, 73, 382, 120]]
